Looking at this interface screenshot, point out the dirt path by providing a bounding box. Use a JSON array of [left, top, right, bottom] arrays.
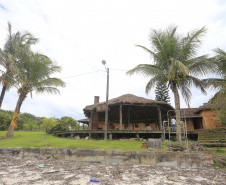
[[0, 156, 225, 185]]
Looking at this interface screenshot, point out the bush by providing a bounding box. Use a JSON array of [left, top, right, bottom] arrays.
[[0, 125, 6, 131], [48, 124, 66, 134]]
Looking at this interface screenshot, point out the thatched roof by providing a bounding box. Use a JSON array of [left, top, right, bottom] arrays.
[[77, 118, 90, 124], [83, 94, 174, 123], [180, 108, 202, 118], [84, 94, 174, 113], [194, 98, 226, 114]]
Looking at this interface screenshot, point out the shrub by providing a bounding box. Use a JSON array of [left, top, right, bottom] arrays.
[[48, 124, 66, 134]]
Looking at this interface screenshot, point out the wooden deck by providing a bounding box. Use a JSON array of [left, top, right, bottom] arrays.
[[55, 130, 196, 140]]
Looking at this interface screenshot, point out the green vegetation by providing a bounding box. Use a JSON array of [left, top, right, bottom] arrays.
[[41, 117, 58, 138], [127, 26, 217, 144], [155, 81, 170, 103], [0, 131, 143, 150], [0, 22, 65, 138], [0, 109, 86, 133], [206, 147, 226, 156], [204, 48, 226, 125], [206, 147, 226, 170]]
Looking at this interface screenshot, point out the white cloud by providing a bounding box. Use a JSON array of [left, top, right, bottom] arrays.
[[0, 0, 225, 119]]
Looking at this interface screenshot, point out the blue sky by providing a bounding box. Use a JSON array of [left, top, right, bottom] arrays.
[[0, 0, 225, 120]]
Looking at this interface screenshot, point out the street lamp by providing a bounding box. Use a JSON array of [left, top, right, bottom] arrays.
[[102, 60, 109, 141]]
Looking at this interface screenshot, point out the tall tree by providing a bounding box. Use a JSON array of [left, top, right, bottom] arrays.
[[203, 48, 226, 99], [127, 26, 216, 144], [4, 39, 65, 138], [41, 117, 58, 138], [0, 22, 38, 108], [60, 116, 78, 129], [202, 48, 226, 125], [155, 82, 170, 103]]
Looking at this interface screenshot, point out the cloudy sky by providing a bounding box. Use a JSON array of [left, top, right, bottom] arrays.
[[0, 0, 225, 120]]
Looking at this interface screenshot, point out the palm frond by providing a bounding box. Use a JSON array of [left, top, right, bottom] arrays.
[[169, 26, 178, 38], [213, 48, 226, 77], [150, 29, 169, 63], [20, 31, 39, 46], [180, 26, 207, 59], [127, 64, 162, 77], [188, 55, 217, 76], [202, 78, 226, 90], [145, 76, 161, 94], [135, 45, 156, 57], [34, 77, 66, 89], [213, 48, 226, 56], [34, 86, 61, 95], [178, 78, 192, 107], [186, 75, 207, 94]]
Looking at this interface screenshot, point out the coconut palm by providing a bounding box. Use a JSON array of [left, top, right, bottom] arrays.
[[0, 22, 38, 108], [127, 26, 216, 143], [202, 48, 226, 125], [203, 48, 226, 99], [4, 40, 65, 138]]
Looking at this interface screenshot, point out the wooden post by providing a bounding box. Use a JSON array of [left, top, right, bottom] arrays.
[[90, 110, 94, 130], [83, 123, 84, 130], [109, 133, 112, 141], [119, 104, 122, 130], [158, 107, 162, 130], [78, 122, 80, 130], [128, 107, 130, 130], [89, 132, 91, 139]]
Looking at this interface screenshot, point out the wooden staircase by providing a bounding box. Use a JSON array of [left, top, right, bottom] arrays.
[[194, 127, 226, 147]]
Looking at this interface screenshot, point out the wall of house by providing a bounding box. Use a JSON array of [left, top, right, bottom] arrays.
[[184, 118, 195, 131], [199, 110, 222, 129], [98, 121, 115, 130], [90, 110, 221, 131], [100, 122, 158, 130], [91, 112, 99, 130]]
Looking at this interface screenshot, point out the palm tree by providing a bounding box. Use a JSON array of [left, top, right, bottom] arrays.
[[127, 26, 216, 143], [0, 22, 38, 108], [41, 117, 58, 139], [203, 48, 226, 99], [202, 48, 226, 125], [4, 40, 65, 138]]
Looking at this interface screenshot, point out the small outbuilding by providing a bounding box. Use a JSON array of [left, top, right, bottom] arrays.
[[180, 108, 203, 130], [193, 101, 223, 129], [180, 99, 224, 131]]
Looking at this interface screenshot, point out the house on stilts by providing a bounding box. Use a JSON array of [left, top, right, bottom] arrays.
[[83, 94, 175, 132]]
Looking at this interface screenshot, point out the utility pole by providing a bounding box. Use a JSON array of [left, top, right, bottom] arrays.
[[102, 60, 109, 141]]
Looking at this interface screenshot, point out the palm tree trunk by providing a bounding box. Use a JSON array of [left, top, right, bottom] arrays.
[[4, 89, 27, 138], [0, 82, 7, 109], [172, 83, 182, 144]]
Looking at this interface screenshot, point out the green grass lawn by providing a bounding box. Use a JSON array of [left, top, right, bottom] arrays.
[[206, 147, 226, 156], [0, 131, 145, 150]]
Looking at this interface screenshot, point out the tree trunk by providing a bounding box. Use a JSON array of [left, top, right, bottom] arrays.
[[3, 89, 27, 138], [172, 83, 182, 144], [0, 82, 7, 109], [44, 127, 47, 139]]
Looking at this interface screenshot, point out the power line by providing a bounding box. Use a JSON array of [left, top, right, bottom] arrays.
[[62, 70, 104, 79], [61, 68, 129, 80], [112, 69, 128, 71]]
